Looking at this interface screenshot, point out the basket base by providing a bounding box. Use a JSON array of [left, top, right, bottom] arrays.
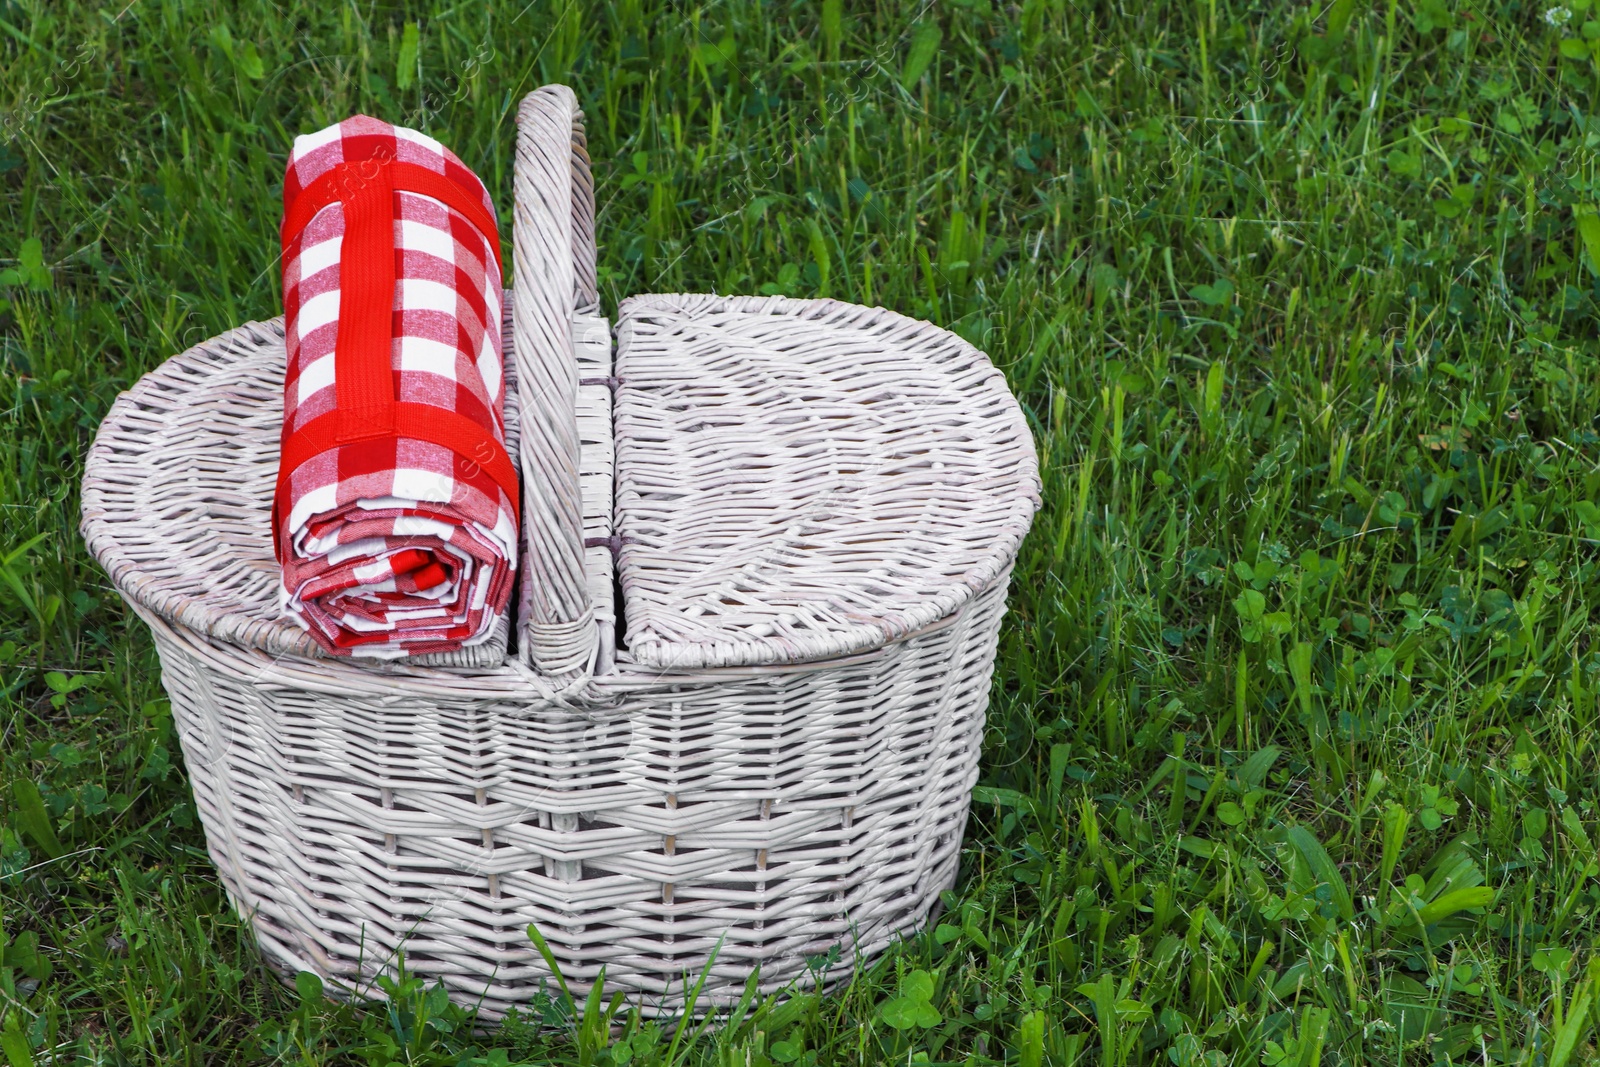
[[237, 846, 962, 1022]]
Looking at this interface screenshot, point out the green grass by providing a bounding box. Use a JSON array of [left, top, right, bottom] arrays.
[[5, 0, 1600, 1062]]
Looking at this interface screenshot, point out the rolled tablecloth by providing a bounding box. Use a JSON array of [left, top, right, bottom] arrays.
[[275, 117, 517, 658]]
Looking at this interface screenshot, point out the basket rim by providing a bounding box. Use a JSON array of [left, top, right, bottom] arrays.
[[82, 296, 1038, 684]]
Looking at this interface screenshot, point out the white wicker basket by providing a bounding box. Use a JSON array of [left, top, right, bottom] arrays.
[[80, 86, 1040, 1018]]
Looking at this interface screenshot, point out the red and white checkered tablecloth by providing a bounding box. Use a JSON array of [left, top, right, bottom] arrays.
[[275, 117, 517, 658]]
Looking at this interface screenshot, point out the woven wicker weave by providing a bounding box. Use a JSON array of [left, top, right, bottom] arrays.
[[79, 85, 1039, 1017]]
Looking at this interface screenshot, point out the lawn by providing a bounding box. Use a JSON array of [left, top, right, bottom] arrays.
[[4, 0, 1600, 1063]]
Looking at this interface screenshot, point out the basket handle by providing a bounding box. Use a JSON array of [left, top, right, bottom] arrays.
[[513, 85, 599, 674]]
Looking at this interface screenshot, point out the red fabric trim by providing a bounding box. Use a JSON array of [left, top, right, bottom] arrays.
[[273, 403, 521, 562], [331, 159, 396, 440], [280, 160, 503, 275]]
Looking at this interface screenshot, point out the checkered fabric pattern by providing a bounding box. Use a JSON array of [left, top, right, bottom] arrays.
[[277, 117, 516, 658]]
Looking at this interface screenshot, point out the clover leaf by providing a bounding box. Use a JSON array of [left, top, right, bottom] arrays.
[[877, 969, 943, 1031]]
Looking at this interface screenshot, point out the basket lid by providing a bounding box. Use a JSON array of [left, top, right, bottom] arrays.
[[611, 294, 1040, 671], [78, 302, 527, 670]]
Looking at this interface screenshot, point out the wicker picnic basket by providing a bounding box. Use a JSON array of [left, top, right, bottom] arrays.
[[79, 86, 1039, 1018]]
